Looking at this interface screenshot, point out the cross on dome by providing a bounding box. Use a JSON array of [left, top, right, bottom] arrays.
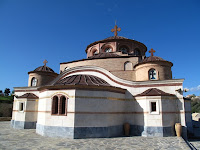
[[43, 59, 48, 66], [149, 48, 155, 56], [111, 23, 121, 37]]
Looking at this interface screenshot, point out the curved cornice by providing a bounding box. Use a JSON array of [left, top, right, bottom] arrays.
[[49, 66, 184, 88]]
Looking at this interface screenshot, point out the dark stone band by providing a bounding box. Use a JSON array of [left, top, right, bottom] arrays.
[[35, 123, 177, 138], [11, 120, 36, 129]]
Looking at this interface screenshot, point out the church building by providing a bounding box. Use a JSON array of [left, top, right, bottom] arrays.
[[11, 25, 192, 139]]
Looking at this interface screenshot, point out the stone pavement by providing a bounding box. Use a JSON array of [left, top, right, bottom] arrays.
[[0, 121, 191, 150]]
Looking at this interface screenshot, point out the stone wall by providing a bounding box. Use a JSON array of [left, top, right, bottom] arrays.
[[0, 100, 13, 117], [60, 57, 140, 81]]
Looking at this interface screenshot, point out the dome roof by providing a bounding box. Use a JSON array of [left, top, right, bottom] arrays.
[[142, 56, 165, 62], [104, 36, 128, 40], [88, 52, 120, 59], [134, 55, 173, 68], [54, 74, 110, 86], [34, 65, 55, 73]]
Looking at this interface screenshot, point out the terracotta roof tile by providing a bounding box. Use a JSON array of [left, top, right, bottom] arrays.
[[136, 88, 174, 97], [34, 65, 55, 73], [18, 93, 39, 99], [88, 52, 120, 59], [142, 56, 165, 62], [54, 74, 110, 86]]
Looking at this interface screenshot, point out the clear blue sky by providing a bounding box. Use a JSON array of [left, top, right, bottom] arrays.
[[0, 0, 199, 96]]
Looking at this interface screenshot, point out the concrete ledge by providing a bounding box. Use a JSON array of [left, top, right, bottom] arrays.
[[0, 117, 12, 121], [11, 120, 36, 129]]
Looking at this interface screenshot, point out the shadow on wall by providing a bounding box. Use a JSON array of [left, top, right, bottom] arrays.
[[125, 90, 144, 136]]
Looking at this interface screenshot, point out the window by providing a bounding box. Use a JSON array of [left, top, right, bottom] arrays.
[[119, 46, 128, 54], [105, 47, 112, 52], [52, 95, 67, 115], [93, 50, 98, 55], [124, 61, 133, 70], [151, 102, 156, 112], [134, 48, 141, 56], [149, 100, 159, 114], [31, 77, 37, 86], [149, 69, 157, 80], [60, 96, 66, 115], [19, 102, 24, 111], [52, 96, 58, 114]]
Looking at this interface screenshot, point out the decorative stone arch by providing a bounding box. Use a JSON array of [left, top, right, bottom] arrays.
[[31, 77, 37, 86], [134, 48, 141, 56], [118, 45, 130, 54], [148, 68, 158, 80], [124, 61, 133, 71], [51, 92, 69, 116], [101, 44, 113, 53]]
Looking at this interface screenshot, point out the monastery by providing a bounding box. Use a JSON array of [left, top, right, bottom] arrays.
[[11, 25, 192, 139]]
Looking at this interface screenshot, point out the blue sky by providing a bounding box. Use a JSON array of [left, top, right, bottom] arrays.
[[0, 0, 199, 96]]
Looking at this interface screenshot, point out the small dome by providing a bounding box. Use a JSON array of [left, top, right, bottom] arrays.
[[88, 52, 120, 59], [54, 74, 110, 86], [34, 65, 55, 73], [142, 56, 165, 63]]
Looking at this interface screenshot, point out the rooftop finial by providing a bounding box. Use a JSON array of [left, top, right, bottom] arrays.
[[43, 59, 48, 66], [149, 48, 155, 56], [111, 22, 121, 37]]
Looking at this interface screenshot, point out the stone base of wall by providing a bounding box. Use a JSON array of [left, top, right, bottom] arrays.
[[130, 125, 175, 137], [74, 125, 123, 138], [11, 120, 36, 129], [36, 123, 74, 138], [35, 124, 178, 139]]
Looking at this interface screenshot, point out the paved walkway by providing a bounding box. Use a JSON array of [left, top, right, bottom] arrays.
[[0, 121, 191, 150]]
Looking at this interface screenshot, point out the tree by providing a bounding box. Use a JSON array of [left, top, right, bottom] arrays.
[[0, 90, 3, 96], [4, 88, 10, 96]]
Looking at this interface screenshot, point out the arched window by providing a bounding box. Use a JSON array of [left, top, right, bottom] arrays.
[[52, 96, 58, 114], [119, 46, 129, 54], [60, 96, 67, 115], [134, 48, 141, 56], [124, 61, 133, 70], [149, 69, 157, 80], [31, 77, 37, 86], [104, 47, 112, 53], [91, 48, 98, 56]]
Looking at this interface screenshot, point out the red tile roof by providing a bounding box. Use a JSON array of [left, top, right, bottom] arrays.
[[136, 88, 174, 97], [88, 52, 120, 59], [34, 65, 55, 73], [54, 74, 110, 86], [18, 93, 39, 99]]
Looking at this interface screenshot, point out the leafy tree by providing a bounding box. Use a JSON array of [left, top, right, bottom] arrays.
[[0, 90, 3, 96], [4, 88, 10, 96]]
